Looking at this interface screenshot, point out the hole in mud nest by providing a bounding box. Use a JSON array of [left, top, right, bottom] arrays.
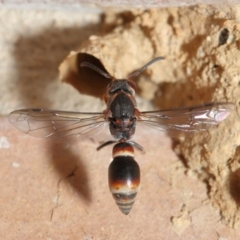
[[218, 28, 229, 46], [229, 168, 240, 205]]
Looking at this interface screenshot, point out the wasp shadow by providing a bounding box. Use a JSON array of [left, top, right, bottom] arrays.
[[153, 34, 224, 109], [48, 140, 91, 202], [11, 18, 108, 203], [12, 21, 106, 108], [153, 79, 218, 110], [152, 28, 229, 110], [149, 33, 225, 168], [152, 55, 218, 155]]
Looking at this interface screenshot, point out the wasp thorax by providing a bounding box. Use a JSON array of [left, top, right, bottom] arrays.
[[109, 142, 140, 215]]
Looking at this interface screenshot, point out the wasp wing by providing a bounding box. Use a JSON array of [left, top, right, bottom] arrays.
[[138, 102, 234, 135], [8, 109, 107, 139]]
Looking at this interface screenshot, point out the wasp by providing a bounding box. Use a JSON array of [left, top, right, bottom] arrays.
[[8, 57, 233, 215]]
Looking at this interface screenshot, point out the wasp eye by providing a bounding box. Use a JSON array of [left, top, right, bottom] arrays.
[[127, 81, 136, 95]]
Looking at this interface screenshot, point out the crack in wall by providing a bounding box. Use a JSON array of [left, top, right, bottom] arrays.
[[50, 166, 78, 222]]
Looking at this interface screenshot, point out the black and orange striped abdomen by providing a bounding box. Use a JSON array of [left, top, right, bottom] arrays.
[[108, 142, 140, 215]]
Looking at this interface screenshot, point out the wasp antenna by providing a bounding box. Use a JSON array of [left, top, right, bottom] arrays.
[[81, 62, 113, 79], [127, 56, 165, 79]]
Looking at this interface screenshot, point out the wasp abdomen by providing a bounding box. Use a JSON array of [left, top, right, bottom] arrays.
[[109, 142, 140, 215]]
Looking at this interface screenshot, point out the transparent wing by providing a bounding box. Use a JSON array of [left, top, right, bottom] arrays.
[[138, 102, 234, 135], [8, 108, 107, 139]]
